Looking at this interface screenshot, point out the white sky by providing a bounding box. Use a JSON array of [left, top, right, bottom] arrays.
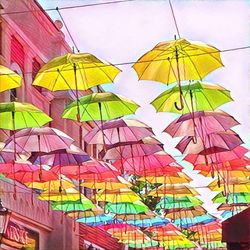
[[39, 0, 250, 215]]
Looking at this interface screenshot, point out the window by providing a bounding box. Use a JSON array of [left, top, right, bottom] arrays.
[[32, 58, 42, 92]]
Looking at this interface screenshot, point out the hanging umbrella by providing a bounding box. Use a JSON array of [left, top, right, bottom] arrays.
[[84, 118, 153, 145], [105, 200, 149, 214], [5, 127, 74, 153], [212, 192, 250, 204], [113, 229, 150, 242], [0, 65, 22, 92], [33, 53, 120, 91], [98, 223, 138, 235], [115, 212, 155, 221], [184, 146, 248, 166], [0, 161, 38, 174], [156, 196, 202, 209], [52, 200, 94, 212], [127, 240, 159, 248], [126, 216, 169, 227], [0, 102, 52, 130], [149, 184, 199, 197], [210, 183, 250, 193], [25, 180, 75, 191], [176, 130, 243, 155], [151, 82, 232, 114], [165, 207, 206, 220], [140, 172, 192, 184], [160, 238, 195, 249], [100, 137, 163, 160], [95, 188, 141, 203], [165, 110, 239, 138], [113, 151, 178, 174], [66, 207, 105, 218], [133, 38, 223, 110], [221, 209, 245, 219], [76, 214, 115, 226], [62, 92, 139, 122]]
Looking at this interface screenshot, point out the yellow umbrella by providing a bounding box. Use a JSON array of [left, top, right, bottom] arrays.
[[133, 38, 223, 109], [115, 212, 155, 221], [33, 53, 120, 91], [95, 188, 141, 203], [202, 170, 250, 178], [148, 184, 198, 196], [210, 184, 250, 193], [0, 65, 22, 92], [25, 180, 75, 191], [38, 187, 83, 202], [66, 207, 104, 219], [208, 177, 250, 189], [81, 176, 132, 190], [141, 172, 192, 184]]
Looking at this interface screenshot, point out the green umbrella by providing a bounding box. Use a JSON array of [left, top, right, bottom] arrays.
[[52, 200, 95, 212], [128, 240, 159, 248], [212, 192, 250, 204], [156, 196, 203, 209], [105, 200, 149, 214], [0, 102, 52, 130], [151, 81, 232, 114], [62, 92, 140, 122]]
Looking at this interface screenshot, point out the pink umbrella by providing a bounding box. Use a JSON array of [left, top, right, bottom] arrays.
[[176, 130, 243, 154], [99, 137, 163, 160], [164, 110, 239, 138], [113, 151, 181, 175], [84, 118, 154, 145], [0, 162, 38, 174], [184, 146, 248, 166], [4, 127, 74, 153]]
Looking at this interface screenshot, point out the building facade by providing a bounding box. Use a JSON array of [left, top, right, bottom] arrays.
[[0, 1, 124, 249]]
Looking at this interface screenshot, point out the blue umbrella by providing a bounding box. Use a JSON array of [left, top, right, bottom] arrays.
[[175, 214, 216, 228], [76, 214, 114, 226], [126, 216, 169, 227]]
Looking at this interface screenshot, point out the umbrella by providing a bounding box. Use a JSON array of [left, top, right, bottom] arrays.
[[0, 161, 38, 174], [66, 207, 105, 219], [126, 216, 169, 227], [149, 184, 199, 197], [33, 52, 120, 91], [52, 200, 94, 212], [210, 183, 250, 193], [133, 38, 223, 110], [100, 137, 163, 160], [160, 238, 195, 249], [0, 65, 22, 92], [212, 192, 250, 204], [95, 188, 141, 203], [76, 214, 115, 226], [0, 102, 52, 130], [105, 201, 149, 214], [84, 118, 153, 145], [151, 82, 232, 114], [176, 130, 243, 155], [128, 240, 159, 248], [165, 110, 239, 137], [62, 92, 139, 122], [165, 207, 206, 219], [115, 212, 155, 221], [25, 180, 75, 191], [4, 127, 74, 153], [156, 196, 202, 209], [184, 146, 248, 166]]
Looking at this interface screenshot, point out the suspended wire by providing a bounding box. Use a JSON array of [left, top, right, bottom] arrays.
[[168, 0, 180, 38], [0, 0, 138, 16], [56, 8, 80, 53]]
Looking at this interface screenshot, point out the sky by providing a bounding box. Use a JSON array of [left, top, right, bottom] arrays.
[[39, 0, 250, 215]]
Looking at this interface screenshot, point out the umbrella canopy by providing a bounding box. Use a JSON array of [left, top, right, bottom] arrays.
[[133, 38, 223, 84], [0, 102, 52, 130], [84, 118, 153, 145], [165, 207, 206, 219], [0, 161, 38, 174], [212, 192, 250, 204], [62, 92, 139, 122], [184, 146, 248, 166], [25, 180, 75, 191], [95, 188, 141, 203], [113, 151, 178, 174], [126, 216, 169, 227], [128, 240, 159, 248], [149, 184, 199, 197], [160, 238, 195, 249], [210, 183, 250, 193], [105, 201, 149, 214], [151, 82, 232, 114], [176, 130, 243, 155], [76, 214, 115, 226], [100, 137, 163, 160], [98, 223, 138, 233], [66, 207, 105, 219], [5, 127, 74, 153], [156, 196, 202, 209], [140, 172, 192, 184], [165, 110, 239, 137], [115, 213, 155, 221], [52, 200, 94, 212], [0, 65, 22, 92]]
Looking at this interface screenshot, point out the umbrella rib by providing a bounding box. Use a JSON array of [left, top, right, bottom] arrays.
[[93, 61, 114, 84]]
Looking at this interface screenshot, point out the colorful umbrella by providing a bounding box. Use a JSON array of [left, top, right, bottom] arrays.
[[212, 192, 250, 204], [33, 53, 120, 91], [165, 207, 206, 220], [84, 118, 153, 145], [52, 200, 94, 212], [151, 82, 232, 114], [0, 161, 38, 174], [4, 127, 74, 153], [165, 110, 239, 137], [25, 180, 75, 191], [126, 216, 169, 227], [0, 102, 52, 130], [76, 214, 115, 226], [62, 92, 139, 122], [66, 207, 105, 219], [0, 65, 22, 92], [160, 238, 195, 249], [210, 183, 250, 193], [128, 240, 159, 248], [105, 201, 149, 214]]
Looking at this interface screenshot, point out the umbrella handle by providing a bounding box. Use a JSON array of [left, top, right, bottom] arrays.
[[191, 136, 198, 144], [174, 94, 184, 111]]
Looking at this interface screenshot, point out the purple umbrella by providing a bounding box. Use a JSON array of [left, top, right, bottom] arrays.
[[176, 130, 243, 155], [164, 110, 239, 138], [84, 118, 154, 145]]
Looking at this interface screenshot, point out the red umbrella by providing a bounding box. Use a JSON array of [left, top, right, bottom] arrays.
[[164, 110, 239, 138], [0, 162, 38, 174]]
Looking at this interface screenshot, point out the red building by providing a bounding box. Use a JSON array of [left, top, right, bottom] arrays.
[[0, 1, 125, 249]]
